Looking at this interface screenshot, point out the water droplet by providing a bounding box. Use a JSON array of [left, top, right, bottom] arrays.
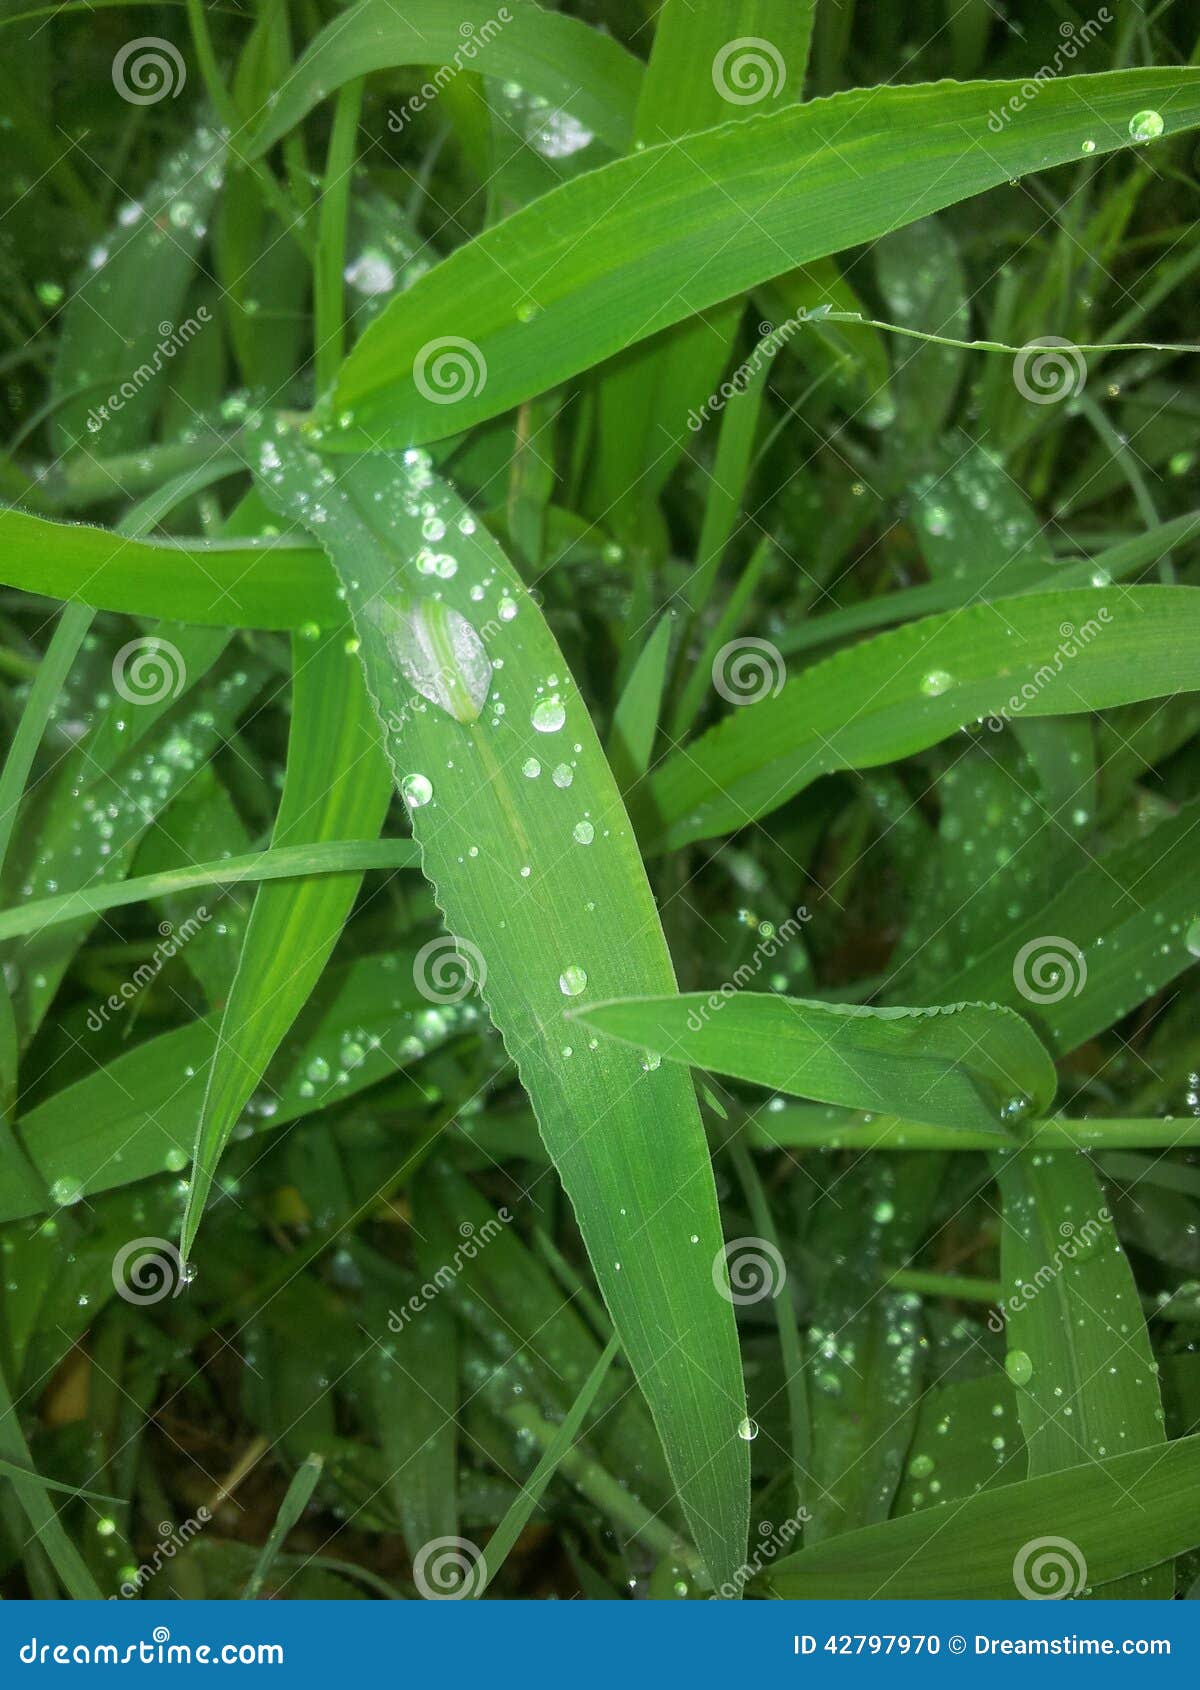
[[532, 696, 566, 733], [552, 763, 574, 788], [1186, 919, 1200, 959], [558, 965, 588, 997], [908, 1452, 935, 1479], [1128, 109, 1164, 143], [50, 1176, 84, 1207], [736, 1416, 759, 1442], [573, 821, 595, 845], [374, 594, 492, 724], [1080, 138, 1096, 154], [1005, 1349, 1034, 1386], [522, 757, 541, 779], [402, 773, 433, 809], [921, 669, 953, 697]]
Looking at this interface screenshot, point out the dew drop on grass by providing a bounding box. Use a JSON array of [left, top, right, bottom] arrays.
[[908, 1452, 935, 1479], [1128, 109, 1164, 142], [401, 773, 433, 809], [552, 763, 574, 788], [532, 696, 566, 733], [50, 1176, 84, 1207], [1081, 138, 1096, 154], [573, 821, 595, 845], [1186, 918, 1200, 958], [374, 594, 492, 724], [559, 965, 588, 997], [1005, 1349, 1034, 1386], [522, 757, 541, 779], [736, 1416, 759, 1442], [921, 669, 953, 697]]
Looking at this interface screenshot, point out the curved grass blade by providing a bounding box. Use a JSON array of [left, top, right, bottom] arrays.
[[240, 1454, 325, 1600], [994, 1148, 1169, 1597], [0, 1360, 102, 1599], [328, 69, 1200, 446], [0, 838, 419, 941], [252, 424, 750, 1592], [769, 1433, 1200, 1598], [0, 506, 336, 629], [248, 0, 644, 160], [577, 993, 1056, 1132], [181, 631, 393, 1256], [647, 587, 1200, 848]]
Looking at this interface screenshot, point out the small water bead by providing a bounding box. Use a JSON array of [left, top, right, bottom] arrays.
[[50, 1176, 84, 1207], [736, 1416, 759, 1442], [921, 669, 954, 697], [401, 773, 433, 809], [908, 1452, 935, 1480], [1128, 109, 1164, 143], [552, 763, 574, 788], [1005, 1349, 1034, 1387], [1081, 138, 1096, 154], [573, 821, 595, 845], [1186, 918, 1200, 959], [531, 696, 566, 733], [498, 595, 518, 622], [558, 965, 588, 997], [522, 757, 541, 779]]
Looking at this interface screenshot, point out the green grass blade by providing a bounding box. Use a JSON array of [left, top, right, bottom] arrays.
[[769, 1434, 1200, 1598], [252, 424, 750, 1591], [994, 1148, 1169, 1596], [0, 1357, 103, 1598], [0, 838, 418, 941], [181, 632, 393, 1256], [578, 992, 1055, 1132], [648, 587, 1200, 848], [247, 0, 644, 159], [240, 1454, 325, 1600], [607, 614, 672, 794], [0, 506, 336, 629], [329, 69, 1200, 446], [479, 1334, 620, 1595], [0, 602, 91, 875]]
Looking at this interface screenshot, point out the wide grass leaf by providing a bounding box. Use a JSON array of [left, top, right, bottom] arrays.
[[769, 1434, 1200, 1598], [251, 423, 749, 1591], [577, 993, 1055, 1133], [647, 588, 1200, 848], [328, 69, 1200, 446], [0, 506, 336, 629]]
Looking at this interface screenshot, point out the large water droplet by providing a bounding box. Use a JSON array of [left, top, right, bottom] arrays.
[[1005, 1349, 1033, 1386], [558, 965, 588, 997], [532, 696, 566, 733], [373, 593, 492, 724], [736, 1416, 759, 1442], [402, 773, 433, 809], [573, 821, 595, 845], [50, 1176, 84, 1207], [921, 669, 953, 698], [1128, 109, 1164, 143]]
